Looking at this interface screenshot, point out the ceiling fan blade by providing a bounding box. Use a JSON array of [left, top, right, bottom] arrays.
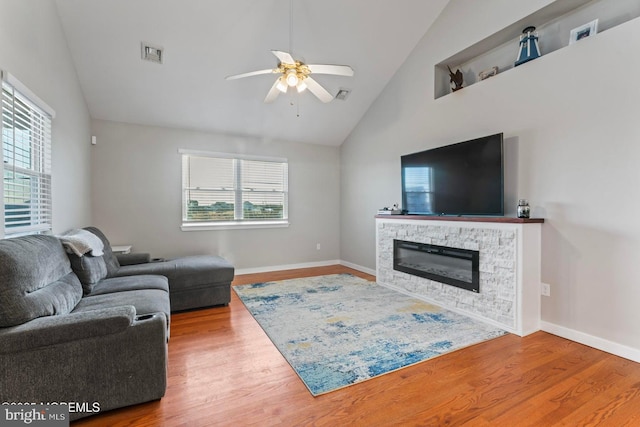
[[226, 69, 276, 80], [264, 78, 283, 103], [304, 77, 333, 103], [307, 64, 354, 77], [271, 50, 295, 65]]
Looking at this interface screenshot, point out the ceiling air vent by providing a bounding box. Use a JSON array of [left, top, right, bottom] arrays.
[[141, 42, 163, 64], [335, 88, 351, 101]]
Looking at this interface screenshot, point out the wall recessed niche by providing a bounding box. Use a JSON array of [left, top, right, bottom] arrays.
[[434, 0, 640, 99]]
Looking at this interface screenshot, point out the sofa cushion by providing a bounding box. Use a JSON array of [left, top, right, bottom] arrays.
[[88, 274, 169, 296], [74, 288, 170, 326], [0, 235, 83, 327], [117, 255, 234, 291], [67, 253, 108, 294], [83, 226, 121, 277]]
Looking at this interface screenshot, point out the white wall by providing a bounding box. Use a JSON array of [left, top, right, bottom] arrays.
[[340, 0, 640, 352], [0, 0, 92, 234], [90, 119, 340, 271]]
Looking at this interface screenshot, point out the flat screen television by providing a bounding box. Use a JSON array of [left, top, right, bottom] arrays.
[[401, 133, 504, 216]]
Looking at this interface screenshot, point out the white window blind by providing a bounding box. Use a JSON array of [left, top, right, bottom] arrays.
[[1, 73, 53, 237], [181, 150, 288, 229]]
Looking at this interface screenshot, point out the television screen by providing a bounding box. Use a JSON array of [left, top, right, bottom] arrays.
[[401, 133, 504, 216]]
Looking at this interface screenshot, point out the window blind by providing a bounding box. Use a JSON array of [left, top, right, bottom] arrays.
[[1, 75, 53, 237], [181, 151, 288, 225]]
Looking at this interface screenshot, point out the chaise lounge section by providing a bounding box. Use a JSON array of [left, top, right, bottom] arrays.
[[84, 227, 235, 312]]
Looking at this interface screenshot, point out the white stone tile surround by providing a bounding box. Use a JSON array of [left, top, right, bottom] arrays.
[[376, 218, 542, 336]]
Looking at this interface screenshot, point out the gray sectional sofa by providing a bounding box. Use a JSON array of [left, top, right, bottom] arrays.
[[0, 227, 234, 420]]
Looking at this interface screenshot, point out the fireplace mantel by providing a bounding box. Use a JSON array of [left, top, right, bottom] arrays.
[[375, 214, 544, 224], [376, 217, 542, 336]]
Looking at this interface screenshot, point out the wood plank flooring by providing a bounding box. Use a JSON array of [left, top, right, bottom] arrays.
[[73, 265, 640, 426]]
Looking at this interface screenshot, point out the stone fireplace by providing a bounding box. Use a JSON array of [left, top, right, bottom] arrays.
[[376, 216, 543, 336]]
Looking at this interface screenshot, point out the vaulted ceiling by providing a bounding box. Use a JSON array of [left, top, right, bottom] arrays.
[[55, 0, 449, 146]]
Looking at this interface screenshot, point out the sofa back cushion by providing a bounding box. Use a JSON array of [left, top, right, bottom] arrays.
[[83, 227, 121, 277], [0, 235, 83, 327]]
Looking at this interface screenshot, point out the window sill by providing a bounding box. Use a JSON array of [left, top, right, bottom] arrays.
[[181, 220, 289, 231]]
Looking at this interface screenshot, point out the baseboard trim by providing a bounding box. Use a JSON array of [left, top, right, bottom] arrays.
[[541, 321, 640, 363], [235, 259, 376, 277], [235, 260, 342, 276], [339, 260, 376, 276]]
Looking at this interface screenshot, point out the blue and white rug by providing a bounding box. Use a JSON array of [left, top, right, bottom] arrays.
[[233, 274, 507, 396]]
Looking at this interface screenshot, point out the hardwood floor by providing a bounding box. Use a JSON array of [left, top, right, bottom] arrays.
[[73, 265, 640, 426]]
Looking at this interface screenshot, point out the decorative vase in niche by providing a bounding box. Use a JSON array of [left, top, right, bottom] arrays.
[[517, 199, 530, 218]]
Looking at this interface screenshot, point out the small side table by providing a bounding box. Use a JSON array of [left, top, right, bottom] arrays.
[[111, 245, 132, 254]]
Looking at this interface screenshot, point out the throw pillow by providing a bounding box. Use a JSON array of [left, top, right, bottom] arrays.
[[67, 253, 108, 294]]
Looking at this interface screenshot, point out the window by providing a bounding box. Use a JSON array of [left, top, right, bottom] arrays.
[[1, 72, 54, 238], [180, 150, 288, 230]]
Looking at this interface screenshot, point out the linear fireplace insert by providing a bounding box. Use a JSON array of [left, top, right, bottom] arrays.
[[393, 239, 480, 292]]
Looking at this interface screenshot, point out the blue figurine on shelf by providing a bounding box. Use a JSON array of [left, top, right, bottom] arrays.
[[515, 26, 541, 67]]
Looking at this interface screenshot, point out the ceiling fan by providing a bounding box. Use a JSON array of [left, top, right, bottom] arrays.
[[226, 50, 354, 103]]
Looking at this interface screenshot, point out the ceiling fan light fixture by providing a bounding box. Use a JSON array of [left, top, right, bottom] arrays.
[[226, 49, 353, 104], [285, 70, 299, 87], [296, 79, 307, 93], [276, 76, 288, 93]]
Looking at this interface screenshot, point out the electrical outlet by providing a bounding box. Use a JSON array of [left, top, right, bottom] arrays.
[[316, 243, 321, 251], [541, 283, 551, 297]]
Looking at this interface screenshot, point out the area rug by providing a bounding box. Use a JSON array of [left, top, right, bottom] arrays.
[[233, 274, 507, 396]]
